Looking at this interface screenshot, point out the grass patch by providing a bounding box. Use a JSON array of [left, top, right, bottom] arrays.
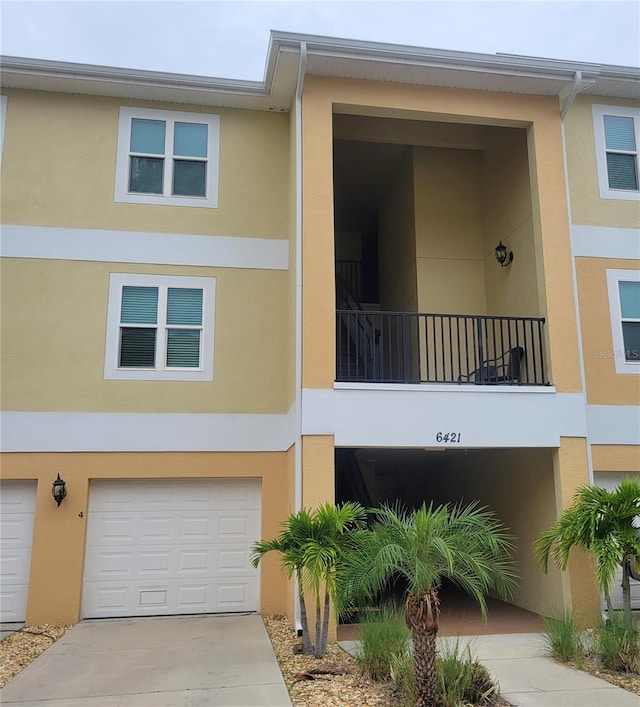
[[437, 638, 498, 707], [595, 613, 640, 673], [542, 611, 585, 665], [354, 604, 411, 681]]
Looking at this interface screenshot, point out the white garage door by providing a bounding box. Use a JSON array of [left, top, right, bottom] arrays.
[[0, 481, 37, 622], [82, 479, 261, 618]]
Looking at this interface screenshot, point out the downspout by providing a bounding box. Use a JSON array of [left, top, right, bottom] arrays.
[[559, 70, 594, 487], [293, 40, 307, 633], [559, 68, 598, 613]]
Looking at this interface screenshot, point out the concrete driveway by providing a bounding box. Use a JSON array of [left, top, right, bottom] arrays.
[[0, 614, 292, 706]]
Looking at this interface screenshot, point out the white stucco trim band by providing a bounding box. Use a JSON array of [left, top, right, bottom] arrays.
[[0, 411, 297, 452], [571, 225, 640, 261], [0, 225, 289, 270], [587, 406, 640, 445], [303, 388, 587, 448]]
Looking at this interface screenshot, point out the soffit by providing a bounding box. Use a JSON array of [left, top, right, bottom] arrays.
[[0, 49, 299, 112]]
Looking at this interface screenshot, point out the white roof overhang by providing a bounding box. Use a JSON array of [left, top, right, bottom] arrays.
[[1, 31, 638, 111]]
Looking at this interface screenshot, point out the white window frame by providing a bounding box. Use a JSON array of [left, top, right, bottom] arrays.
[[0, 95, 7, 165], [105, 273, 216, 381], [606, 269, 640, 375], [115, 107, 220, 208], [592, 104, 640, 202]]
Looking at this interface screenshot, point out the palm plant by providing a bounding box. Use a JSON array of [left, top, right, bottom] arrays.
[[251, 502, 366, 658], [534, 477, 640, 618], [339, 502, 517, 707]]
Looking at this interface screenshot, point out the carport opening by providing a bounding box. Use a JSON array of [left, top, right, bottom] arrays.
[[335, 447, 559, 636]]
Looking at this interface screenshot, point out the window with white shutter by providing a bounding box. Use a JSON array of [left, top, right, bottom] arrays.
[[593, 105, 640, 201], [105, 274, 215, 381]]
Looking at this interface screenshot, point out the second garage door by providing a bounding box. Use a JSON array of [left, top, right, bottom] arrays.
[[82, 479, 261, 618], [0, 480, 37, 623]]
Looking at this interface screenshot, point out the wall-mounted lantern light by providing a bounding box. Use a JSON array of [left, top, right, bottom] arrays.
[[495, 241, 514, 268], [52, 474, 67, 506]]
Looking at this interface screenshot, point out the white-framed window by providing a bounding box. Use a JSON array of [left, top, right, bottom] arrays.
[[115, 107, 220, 208], [606, 269, 640, 374], [104, 273, 216, 381], [592, 104, 640, 201], [0, 95, 7, 165]]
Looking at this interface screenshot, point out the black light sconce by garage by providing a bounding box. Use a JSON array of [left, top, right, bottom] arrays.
[[52, 473, 67, 506], [495, 241, 514, 268]]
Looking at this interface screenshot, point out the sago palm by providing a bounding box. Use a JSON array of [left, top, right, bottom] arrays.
[[535, 477, 640, 617], [251, 502, 366, 657], [339, 502, 517, 707]]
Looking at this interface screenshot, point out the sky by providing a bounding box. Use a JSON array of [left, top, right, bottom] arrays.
[[1, 0, 639, 81]]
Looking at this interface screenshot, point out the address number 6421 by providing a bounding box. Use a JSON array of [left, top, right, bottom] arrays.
[[435, 432, 461, 443]]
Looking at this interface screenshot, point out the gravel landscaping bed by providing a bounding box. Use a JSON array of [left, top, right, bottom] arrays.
[[264, 615, 399, 706], [263, 615, 511, 707], [0, 625, 72, 688]]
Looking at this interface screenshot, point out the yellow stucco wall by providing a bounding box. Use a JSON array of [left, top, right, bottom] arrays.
[[564, 95, 640, 229], [302, 76, 580, 392], [592, 445, 640, 473], [552, 437, 601, 625], [1, 90, 289, 238], [414, 147, 487, 314], [301, 435, 335, 510], [2, 451, 291, 626], [482, 127, 540, 318], [1, 259, 289, 412], [575, 256, 640, 405]]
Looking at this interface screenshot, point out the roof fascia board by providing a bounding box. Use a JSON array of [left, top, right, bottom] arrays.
[[270, 30, 604, 81], [0, 55, 269, 98]]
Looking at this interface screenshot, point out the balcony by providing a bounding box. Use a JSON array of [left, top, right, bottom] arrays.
[[336, 310, 548, 385]]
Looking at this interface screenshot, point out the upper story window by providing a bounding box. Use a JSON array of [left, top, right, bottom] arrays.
[[115, 107, 220, 208], [592, 104, 640, 201], [104, 273, 216, 381], [606, 269, 640, 374]]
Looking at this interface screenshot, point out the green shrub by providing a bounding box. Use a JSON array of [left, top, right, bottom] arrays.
[[542, 611, 585, 665], [389, 651, 417, 707], [355, 604, 411, 681], [595, 613, 640, 673], [437, 639, 498, 707]]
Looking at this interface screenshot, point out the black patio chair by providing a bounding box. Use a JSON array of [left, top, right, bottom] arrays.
[[458, 346, 525, 385]]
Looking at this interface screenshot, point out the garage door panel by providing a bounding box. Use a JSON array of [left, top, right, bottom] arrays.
[[0, 481, 37, 622], [0, 586, 28, 623], [83, 576, 259, 617], [90, 479, 260, 513], [82, 479, 261, 618], [1, 514, 36, 549]]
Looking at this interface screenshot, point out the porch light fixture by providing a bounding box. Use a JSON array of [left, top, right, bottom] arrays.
[[51, 474, 67, 507], [495, 241, 513, 268]]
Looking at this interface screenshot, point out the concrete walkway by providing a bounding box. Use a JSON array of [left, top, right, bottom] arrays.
[[0, 614, 292, 706], [340, 632, 640, 706]]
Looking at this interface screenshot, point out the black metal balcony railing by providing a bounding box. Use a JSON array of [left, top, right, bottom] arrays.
[[335, 260, 362, 302], [336, 311, 548, 385]]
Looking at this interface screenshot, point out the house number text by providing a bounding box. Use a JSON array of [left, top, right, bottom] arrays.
[[435, 432, 461, 443]]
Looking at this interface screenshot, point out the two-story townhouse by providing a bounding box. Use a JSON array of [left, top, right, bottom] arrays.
[[0, 51, 302, 625], [564, 91, 640, 607], [1, 33, 638, 631]]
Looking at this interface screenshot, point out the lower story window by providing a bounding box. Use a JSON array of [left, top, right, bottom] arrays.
[[105, 274, 215, 381]]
